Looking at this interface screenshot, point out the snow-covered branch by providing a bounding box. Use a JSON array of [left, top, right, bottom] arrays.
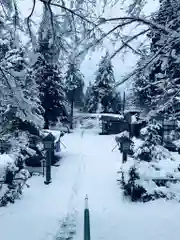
[[110, 29, 149, 59], [39, 0, 96, 26], [100, 16, 177, 35], [26, 0, 36, 42]]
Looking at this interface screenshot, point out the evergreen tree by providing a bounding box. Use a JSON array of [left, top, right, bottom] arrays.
[[0, 41, 43, 135], [65, 62, 84, 108], [33, 5, 68, 129], [94, 52, 115, 112], [0, 12, 44, 170], [84, 81, 99, 113], [65, 62, 84, 128], [84, 81, 97, 113], [86, 52, 121, 113], [32, 56, 67, 129], [111, 92, 122, 114], [134, 0, 180, 117]]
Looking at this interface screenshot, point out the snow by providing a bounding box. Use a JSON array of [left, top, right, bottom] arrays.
[[116, 130, 129, 139], [131, 114, 138, 123], [0, 129, 180, 240], [0, 154, 14, 177], [132, 136, 144, 151], [42, 130, 62, 142], [75, 112, 124, 119]]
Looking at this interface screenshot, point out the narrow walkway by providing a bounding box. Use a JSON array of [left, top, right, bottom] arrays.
[[66, 129, 180, 240]]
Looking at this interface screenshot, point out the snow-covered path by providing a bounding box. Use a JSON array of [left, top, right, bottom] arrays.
[[1, 128, 180, 240], [70, 129, 180, 240]]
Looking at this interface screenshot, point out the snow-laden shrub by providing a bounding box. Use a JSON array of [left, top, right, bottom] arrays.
[[0, 125, 44, 168], [140, 123, 162, 144], [121, 145, 180, 202], [120, 123, 180, 202], [0, 160, 30, 207]]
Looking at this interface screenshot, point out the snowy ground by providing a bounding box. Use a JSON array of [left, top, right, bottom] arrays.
[[0, 127, 180, 240]]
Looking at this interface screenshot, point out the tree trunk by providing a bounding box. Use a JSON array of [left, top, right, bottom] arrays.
[[44, 118, 49, 129], [123, 91, 126, 115], [70, 91, 75, 129]]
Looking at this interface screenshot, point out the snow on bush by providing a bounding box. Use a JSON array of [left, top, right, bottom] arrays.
[[0, 154, 14, 177], [140, 123, 162, 143], [0, 165, 30, 207], [120, 123, 180, 202], [0, 153, 30, 207]]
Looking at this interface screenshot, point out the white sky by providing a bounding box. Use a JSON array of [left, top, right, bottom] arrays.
[[80, 0, 160, 92], [17, 0, 159, 93]]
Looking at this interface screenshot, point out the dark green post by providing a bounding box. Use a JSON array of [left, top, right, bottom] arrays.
[[122, 151, 127, 163], [84, 195, 90, 240], [43, 133, 55, 185], [45, 150, 51, 184], [122, 138, 131, 163], [41, 159, 45, 177], [123, 91, 125, 115], [70, 89, 75, 130]]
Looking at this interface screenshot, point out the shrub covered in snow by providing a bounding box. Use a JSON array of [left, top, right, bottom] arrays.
[[0, 157, 30, 207], [121, 145, 180, 202], [120, 123, 180, 202], [140, 123, 162, 144]]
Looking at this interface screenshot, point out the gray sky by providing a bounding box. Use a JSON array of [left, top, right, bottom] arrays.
[[17, 0, 159, 93], [81, 0, 159, 92]]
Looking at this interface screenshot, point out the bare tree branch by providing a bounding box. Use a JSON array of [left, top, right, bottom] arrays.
[[113, 38, 174, 88], [76, 19, 138, 58], [0, 67, 14, 96], [26, 0, 36, 42], [40, 0, 97, 26], [0, 0, 8, 17], [110, 29, 149, 59], [0, 67, 28, 116], [46, 0, 55, 44], [120, 40, 143, 56], [100, 16, 176, 35]]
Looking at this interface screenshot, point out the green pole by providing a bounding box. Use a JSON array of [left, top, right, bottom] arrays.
[[44, 149, 52, 185], [122, 151, 127, 163], [84, 195, 90, 240], [123, 91, 125, 115]]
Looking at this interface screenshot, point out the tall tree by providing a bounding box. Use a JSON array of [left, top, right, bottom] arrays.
[[31, 4, 69, 129], [65, 61, 84, 128], [87, 52, 116, 113], [84, 81, 97, 113], [133, 0, 180, 117], [0, 13, 44, 168], [65, 62, 84, 107], [32, 56, 67, 129]]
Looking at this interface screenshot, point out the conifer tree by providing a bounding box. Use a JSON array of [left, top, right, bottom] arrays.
[[85, 52, 120, 113], [134, 0, 180, 117], [65, 61, 84, 128], [32, 56, 67, 129]]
